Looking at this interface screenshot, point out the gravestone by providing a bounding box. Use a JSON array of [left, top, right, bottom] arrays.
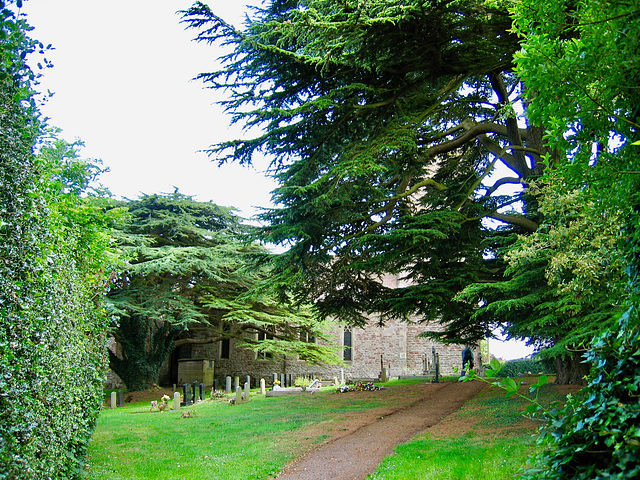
[[244, 381, 250, 400], [280, 373, 286, 387], [117, 390, 124, 407], [173, 392, 180, 411], [225, 376, 232, 393], [235, 385, 242, 404], [234, 376, 240, 391], [340, 368, 345, 384], [110, 391, 117, 409], [246, 375, 251, 388], [260, 378, 266, 395], [182, 383, 191, 406], [192, 381, 199, 402], [272, 373, 278, 385], [286, 374, 292, 387], [200, 383, 205, 401]]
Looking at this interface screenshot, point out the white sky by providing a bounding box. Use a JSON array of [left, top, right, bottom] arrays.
[[23, 0, 272, 219], [21, 0, 533, 361]]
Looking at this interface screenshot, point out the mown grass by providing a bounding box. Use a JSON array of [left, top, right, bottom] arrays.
[[87, 378, 571, 479], [368, 378, 572, 480], [86, 386, 385, 479]]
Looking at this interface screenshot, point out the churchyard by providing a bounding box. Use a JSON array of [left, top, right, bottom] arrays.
[[86, 377, 573, 479]]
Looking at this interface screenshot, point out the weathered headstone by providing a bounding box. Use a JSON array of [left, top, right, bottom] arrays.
[[203, 359, 214, 387], [117, 390, 124, 407], [286, 373, 292, 387], [235, 385, 242, 404], [192, 381, 199, 402], [234, 376, 240, 391], [182, 383, 191, 406], [333, 376, 338, 386], [110, 391, 117, 409], [246, 375, 251, 388], [433, 353, 440, 383], [173, 391, 180, 410], [260, 378, 266, 395], [225, 376, 232, 393], [340, 368, 345, 384], [280, 373, 286, 387], [199, 383, 205, 401], [380, 367, 388, 383], [244, 381, 250, 400]]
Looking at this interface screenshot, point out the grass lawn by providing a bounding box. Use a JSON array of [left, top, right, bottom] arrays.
[[86, 386, 384, 479], [368, 378, 575, 480], [86, 378, 573, 479]]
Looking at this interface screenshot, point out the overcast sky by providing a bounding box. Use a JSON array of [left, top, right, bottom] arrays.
[[21, 0, 534, 361], [23, 0, 272, 219]]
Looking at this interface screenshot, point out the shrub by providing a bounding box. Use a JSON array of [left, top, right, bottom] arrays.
[[496, 356, 556, 378], [523, 307, 640, 479], [1, 6, 110, 477]]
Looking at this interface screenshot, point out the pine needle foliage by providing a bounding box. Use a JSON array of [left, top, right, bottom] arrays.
[[181, 0, 548, 344], [107, 193, 339, 390]]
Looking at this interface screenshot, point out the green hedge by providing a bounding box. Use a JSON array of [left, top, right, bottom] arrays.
[[1, 5, 108, 478], [496, 357, 556, 378]]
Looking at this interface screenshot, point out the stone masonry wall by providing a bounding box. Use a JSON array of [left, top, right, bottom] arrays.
[[185, 318, 478, 387]]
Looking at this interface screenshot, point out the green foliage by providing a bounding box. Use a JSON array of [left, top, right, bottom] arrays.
[[107, 193, 339, 390], [522, 308, 640, 479], [182, 0, 555, 348], [496, 357, 556, 379], [507, 0, 640, 474], [1, 6, 111, 477]]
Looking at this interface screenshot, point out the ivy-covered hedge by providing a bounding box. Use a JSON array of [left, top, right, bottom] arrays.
[[523, 307, 640, 479], [1, 4, 109, 478]]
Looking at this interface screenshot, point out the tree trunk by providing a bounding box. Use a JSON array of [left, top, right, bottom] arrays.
[[554, 352, 591, 385]]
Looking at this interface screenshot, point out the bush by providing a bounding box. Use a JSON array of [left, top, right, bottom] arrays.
[[496, 356, 556, 378], [523, 307, 640, 479], [1, 7, 110, 477]]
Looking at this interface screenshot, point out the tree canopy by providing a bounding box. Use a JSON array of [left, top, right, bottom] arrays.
[[107, 193, 339, 390], [181, 0, 597, 371]]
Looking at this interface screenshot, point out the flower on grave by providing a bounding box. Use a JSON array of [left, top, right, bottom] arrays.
[[161, 394, 171, 403], [150, 400, 158, 411], [273, 380, 280, 385]]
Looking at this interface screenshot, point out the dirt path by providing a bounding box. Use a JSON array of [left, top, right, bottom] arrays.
[[276, 380, 487, 480]]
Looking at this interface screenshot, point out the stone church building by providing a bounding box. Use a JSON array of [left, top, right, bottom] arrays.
[[107, 274, 479, 389]]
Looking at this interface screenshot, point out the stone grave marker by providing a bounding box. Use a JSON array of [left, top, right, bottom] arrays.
[[110, 391, 117, 409], [225, 376, 232, 393], [192, 381, 199, 402], [235, 385, 242, 404], [260, 378, 266, 395], [182, 383, 191, 406], [244, 381, 250, 400], [117, 390, 124, 407], [173, 391, 180, 410]]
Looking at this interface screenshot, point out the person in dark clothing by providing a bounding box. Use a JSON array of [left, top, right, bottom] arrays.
[[461, 346, 474, 377]]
